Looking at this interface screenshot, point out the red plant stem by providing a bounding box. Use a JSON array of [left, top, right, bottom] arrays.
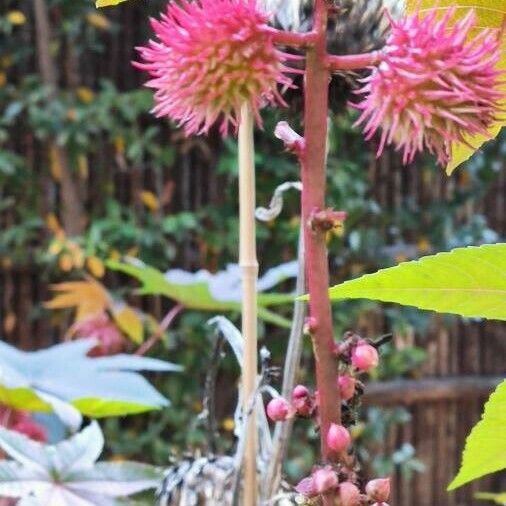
[[135, 303, 184, 356], [327, 51, 382, 71], [268, 27, 318, 48], [301, 0, 341, 475]]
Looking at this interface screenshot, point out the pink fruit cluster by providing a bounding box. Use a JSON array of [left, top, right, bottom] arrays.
[[265, 331, 387, 501], [295, 469, 391, 505], [266, 383, 316, 423]]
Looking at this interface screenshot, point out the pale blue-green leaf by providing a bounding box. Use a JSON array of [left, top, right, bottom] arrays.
[[54, 422, 104, 475], [0, 340, 177, 420], [0, 424, 161, 506], [67, 462, 163, 497], [0, 428, 50, 473]]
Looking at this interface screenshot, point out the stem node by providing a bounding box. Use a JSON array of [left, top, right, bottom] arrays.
[[309, 208, 347, 233], [274, 121, 305, 155]]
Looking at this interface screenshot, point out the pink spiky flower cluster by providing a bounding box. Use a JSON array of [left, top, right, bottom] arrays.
[[355, 8, 505, 165], [136, 0, 295, 136]]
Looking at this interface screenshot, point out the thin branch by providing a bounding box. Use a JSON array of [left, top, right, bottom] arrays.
[[268, 27, 318, 48], [326, 51, 382, 72], [263, 229, 306, 499], [201, 334, 225, 453], [135, 304, 184, 356]]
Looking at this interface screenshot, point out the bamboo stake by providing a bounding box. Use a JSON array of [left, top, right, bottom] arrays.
[[239, 103, 258, 506]]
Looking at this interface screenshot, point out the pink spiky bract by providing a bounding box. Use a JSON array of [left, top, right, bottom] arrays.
[[355, 7, 505, 166], [135, 0, 296, 137]]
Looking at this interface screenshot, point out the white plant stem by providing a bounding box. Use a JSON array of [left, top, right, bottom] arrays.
[[239, 103, 259, 506]]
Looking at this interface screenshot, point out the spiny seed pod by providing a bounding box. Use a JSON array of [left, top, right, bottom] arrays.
[[327, 423, 351, 453], [292, 384, 314, 417], [355, 7, 505, 165], [266, 397, 292, 422], [366, 478, 391, 503], [339, 481, 361, 506], [351, 343, 379, 371], [313, 466, 339, 494], [338, 374, 357, 401], [136, 0, 296, 136]]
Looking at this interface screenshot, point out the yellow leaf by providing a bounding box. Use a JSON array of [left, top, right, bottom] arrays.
[[45, 280, 112, 321], [405, 0, 506, 174], [77, 154, 89, 180], [0, 72, 6, 88], [49, 145, 62, 182], [221, 417, 235, 432], [45, 213, 61, 234], [112, 305, 144, 344], [141, 190, 160, 212], [85, 12, 111, 30], [6, 10, 26, 26], [76, 86, 96, 104], [96, 0, 128, 7], [58, 253, 74, 272], [113, 136, 125, 155], [86, 256, 105, 278]]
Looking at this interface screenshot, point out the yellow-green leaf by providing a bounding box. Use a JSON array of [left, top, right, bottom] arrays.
[[327, 243, 506, 320], [448, 381, 506, 490], [476, 492, 506, 505], [72, 397, 160, 417], [405, 0, 506, 174], [96, 0, 129, 7]]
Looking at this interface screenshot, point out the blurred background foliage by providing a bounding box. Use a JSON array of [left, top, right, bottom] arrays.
[[0, 0, 505, 495]]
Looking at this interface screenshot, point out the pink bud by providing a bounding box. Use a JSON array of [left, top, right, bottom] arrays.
[[291, 385, 313, 418], [338, 375, 357, 401], [313, 466, 338, 494], [351, 343, 379, 371], [295, 476, 318, 498], [366, 478, 391, 502], [292, 384, 310, 399], [304, 316, 318, 334], [266, 397, 291, 422], [339, 482, 361, 506], [326, 423, 351, 454]]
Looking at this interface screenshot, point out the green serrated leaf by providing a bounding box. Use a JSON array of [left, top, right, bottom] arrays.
[[106, 259, 295, 325], [448, 381, 506, 490], [328, 244, 506, 320]]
